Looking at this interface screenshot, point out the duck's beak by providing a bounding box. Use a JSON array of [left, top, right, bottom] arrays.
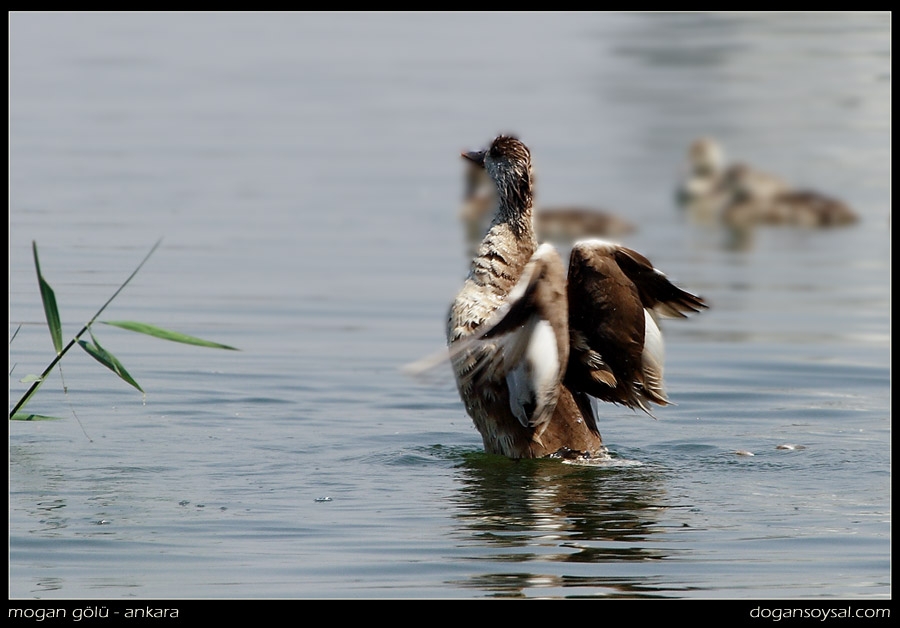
[[461, 149, 486, 168]]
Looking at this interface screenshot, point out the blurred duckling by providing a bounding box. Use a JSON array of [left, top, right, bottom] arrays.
[[677, 137, 858, 228], [720, 164, 859, 228], [461, 159, 635, 257]]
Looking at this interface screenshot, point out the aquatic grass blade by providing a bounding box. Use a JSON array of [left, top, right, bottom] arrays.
[[12, 379, 45, 416], [32, 242, 63, 354], [10, 412, 63, 421], [77, 330, 144, 393], [9, 239, 162, 419], [101, 321, 238, 350]]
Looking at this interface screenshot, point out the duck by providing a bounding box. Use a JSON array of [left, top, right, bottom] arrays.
[[445, 135, 707, 460], [719, 164, 859, 227], [460, 159, 635, 257], [676, 137, 858, 228]]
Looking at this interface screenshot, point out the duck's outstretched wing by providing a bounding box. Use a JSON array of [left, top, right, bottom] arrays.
[[446, 244, 570, 437], [564, 239, 707, 415], [607, 244, 708, 319]]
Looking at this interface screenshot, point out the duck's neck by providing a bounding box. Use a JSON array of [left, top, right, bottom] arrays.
[[467, 180, 537, 293], [493, 173, 535, 240]]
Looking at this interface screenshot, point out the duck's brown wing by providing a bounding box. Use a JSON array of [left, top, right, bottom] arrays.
[[608, 245, 708, 319], [564, 240, 707, 415]]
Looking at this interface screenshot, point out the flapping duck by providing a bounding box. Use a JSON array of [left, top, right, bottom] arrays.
[[445, 135, 707, 460]]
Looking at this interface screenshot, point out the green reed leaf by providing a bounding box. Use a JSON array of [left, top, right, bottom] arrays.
[[32, 242, 63, 354], [101, 321, 238, 350], [10, 412, 64, 421], [10, 239, 164, 420], [77, 330, 144, 393]]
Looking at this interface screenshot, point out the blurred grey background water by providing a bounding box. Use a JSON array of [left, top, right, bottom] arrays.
[[8, 12, 890, 599]]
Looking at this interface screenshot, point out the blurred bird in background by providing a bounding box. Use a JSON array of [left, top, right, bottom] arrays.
[[676, 137, 859, 228]]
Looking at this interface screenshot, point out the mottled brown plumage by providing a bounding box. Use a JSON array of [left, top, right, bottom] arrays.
[[447, 135, 707, 459]]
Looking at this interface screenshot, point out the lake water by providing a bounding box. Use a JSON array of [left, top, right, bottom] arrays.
[[8, 12, 891, 605]]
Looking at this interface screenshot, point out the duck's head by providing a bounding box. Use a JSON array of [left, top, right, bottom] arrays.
[[464, 134, 531, 175], [462, 135, 533, 209], [687, 137, 725, 177], [677, 137, 727, 206]]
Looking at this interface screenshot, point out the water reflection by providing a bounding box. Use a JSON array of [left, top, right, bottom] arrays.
[[448, 453, 677, 597], [607, 13, 750, 70], [10, 445, 145, 540], [10, 445, 71, 535], [33, 577, 65, 594], [34, 499, 69, 533]]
